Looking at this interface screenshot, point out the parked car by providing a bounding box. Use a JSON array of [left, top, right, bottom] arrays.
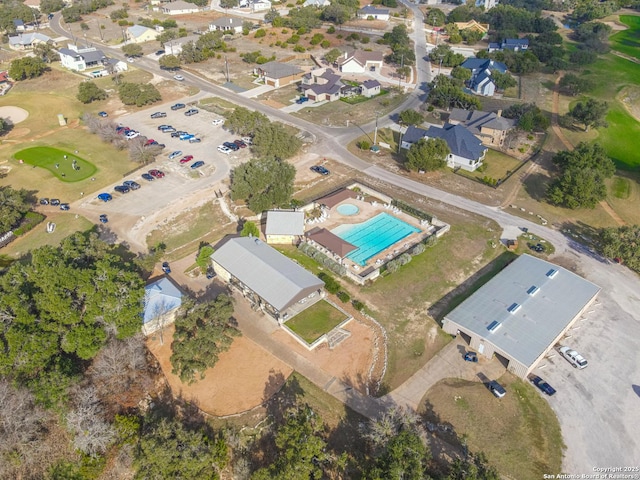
[[39, 198, 49, 205], [217, 146, 231, 154], [173, 74, 185, 81], [155, 50, 165, 56], [223, 142, 238, 151], [148, 169, 165, 179], [184, 108, 199, 116], [234, 139, 246, 148], [189, 137, 201, 143], [141, 173, 154, 182], [168, 150, 183, 160], [171, 103, 186, 110], [97, 193, 113, 202], [60, 203, 70, 211], [114, 185, 130, 194], [488, 380, 506, 398], [529, 375, 557, 396], [559, 346, 588, 369], [123, 180, 141, 190], [125, 131, 140, 140], [162, 262, 171, 274], [190, 161, 205, 169], [212, 119, 224, 126], [99, 214, 108, 224], [179, 155, 194, 164], [464, 351, 478, 362], [241, 136, 253, 145], [151, 112, 167, 119], [157, 124, 171, 130], [311, 165, 330, 175], [530, 243, 545, 253], [145, 139, 156, 146], [179, 133, 195, 141], [161, 126, 176, 133], [50, 198, 61, 206], [296, 96, 309, 104], [98, 111, 108, 117]]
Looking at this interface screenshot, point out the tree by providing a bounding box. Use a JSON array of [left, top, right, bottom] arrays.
[[128, 137, 163, 164], [65, 386, 115, 456], [451, 66, 472, 81], [253, 404, 329, 480], [195, 245, 214, 273], [429, 44, 465, 68], [503, 103, 549, 132], [32, 42, 60, 63], [599, 225, 640, 272], [159, 54, 181, 70], [8, 57, 47, 80], [225, 107, 269, 135], [77, 81, 107, 104], [382, 25, 415, 65], [425, 7, 446, 27], [240, 220, 260, 237], [118, 82, 162, 107], [0, 185, 31, 232], [321, 4, 352, 25], [220, 0, 238, 7], [0, 118, 9, 136], [170, 295, 239, 384], [230, 157, 296, 213], [406, 138, 450, 172], [121, 43, 143, 57], [40, 0, 65, 14], [428, 75, 481, 110], [491, 71, 517, 90], [559, 73, 593, 96], [447, 452, 500, 480], [569, 98, 608, 132], [264, 8, 281, 24], [399, 109, 424, 126], [252, 122, 302, 160], [324, 48, 342, 64]]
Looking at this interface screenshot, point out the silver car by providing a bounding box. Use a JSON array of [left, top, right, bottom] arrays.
[[559, 346, 588, 369]]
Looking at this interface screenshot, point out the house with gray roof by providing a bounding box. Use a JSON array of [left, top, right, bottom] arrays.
[[357, 5, 390, 20], [460, 58, 508, 97], [255, 61, 305, 88], [401, 123, 487, 171], [211, 237, 325, 321], [443, 254, 600, 378], [58, 44, 107, 72], [8, 32, 52, 50], [361, 79, 381, 97], [302, 68, 343, 102], [142, 277, 184, 335], [303, 0, 330, 7], [209, 17, 244, 34], [337, 49, 384, 73], [161, 0, 200, 15], [265, 210, 305, 244], [448, 108, 516, 147]]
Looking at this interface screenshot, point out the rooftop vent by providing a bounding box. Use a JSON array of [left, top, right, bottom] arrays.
[[507, 303, 521, 314], [487, 320, 502, 333], [546, 268, 558, 278], [527, 285, 539, 296]]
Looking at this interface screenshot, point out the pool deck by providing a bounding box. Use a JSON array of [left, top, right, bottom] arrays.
[[304, 196, 435, 276]]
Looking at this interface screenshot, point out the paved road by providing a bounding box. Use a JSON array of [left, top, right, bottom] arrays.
[[50, 13, 640, 471]]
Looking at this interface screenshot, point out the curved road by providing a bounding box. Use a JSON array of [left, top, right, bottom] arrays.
[[50, 13, 640, 473]]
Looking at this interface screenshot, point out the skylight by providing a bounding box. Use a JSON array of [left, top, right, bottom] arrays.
[[508, 303, 521, 314], [546, 268, 558, 278], [527, 285, 539, 296], [487, 320, 502, 332]]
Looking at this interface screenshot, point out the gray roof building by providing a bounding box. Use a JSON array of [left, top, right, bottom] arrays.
[[358, 5, 389, 15], [265, 210, 305, 236], [211, 237, 324, 314], [449, 108, 516, 133], [257, 61, 304, 79], [425, 123, 486, 161], [443, 254, 600, 377]]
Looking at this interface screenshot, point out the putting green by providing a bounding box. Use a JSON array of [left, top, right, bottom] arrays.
[[14, 146, 97, 182]]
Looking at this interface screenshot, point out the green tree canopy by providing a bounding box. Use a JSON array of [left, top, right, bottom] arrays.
[[170, 295, 239, 384], [559, 73, 593, 96], [225, 107, 269, 135], [569, 98, 608, 132], [9, 57, 47, 80], [406, 138, 450, 172], [159, 54, 181, 70], [324, 48, 342, 64], [0, 185, 31, 232], [450, 65, 472, 81], [121, 43, 143, 57], [252, 122, 302, 160], [231, 157, 296, 213], [503, 103, 549, 132], [321, 4, 352, 25], [599, 225, 640, 272], [491, 71, 517, 90], [77, 81, 107, 104], [447, 452, 500, 480], [425, 7, 446, 26], [240, 221, 260, 237], [427, 75, 481, 110], [399, 109, 424, 126], [195, 245, 214, 273], [118, 82, 162, 107]]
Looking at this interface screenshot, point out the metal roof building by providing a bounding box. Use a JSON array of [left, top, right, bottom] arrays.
[[211, 237, 324, 319], [265, 210, 304, 244], [442, 254, 600, 378]]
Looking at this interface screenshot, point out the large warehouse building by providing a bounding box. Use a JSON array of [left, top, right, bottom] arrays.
[[442, 254, 600, 378]]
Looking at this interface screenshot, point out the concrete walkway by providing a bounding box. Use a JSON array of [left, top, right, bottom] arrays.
[[237, 83, 274, 98]]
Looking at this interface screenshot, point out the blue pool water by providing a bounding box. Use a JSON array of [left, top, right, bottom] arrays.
[[337, 203, 360, 216], [332, 213, 420, 266]]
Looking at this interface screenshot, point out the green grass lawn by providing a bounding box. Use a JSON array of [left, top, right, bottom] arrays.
[[610, 15, 640, 60], [285, 300, 348, 344], [14, 147, 97, 182], [458, 149, 524, 183], [611, 176, 631, 199]]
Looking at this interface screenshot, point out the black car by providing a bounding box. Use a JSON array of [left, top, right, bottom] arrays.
[[171, 131, 182, 138], [155, 50, 165, 56], [190, 161, 205, 169], [311, 165, 330, 175], [488, 380, 506, 398], [530, 375, 557, 396], [50, 198, 61, 206], [162, 262, 171, 274], [39, 198, 49, 205], [171, 103, 186, 110], [157, 124, 171, 130], [60, 203, 70, 211], [184, 108, 199, 116], [151, 112, 167, 119], [123, 180, 141, 190], [223, 142, 239, 151], [114, 185, 130, 194], [141, 173, 154, 182]]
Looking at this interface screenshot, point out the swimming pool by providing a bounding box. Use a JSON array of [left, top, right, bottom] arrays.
[[336, 203, 360, 216], [332, 213, 420, 266]]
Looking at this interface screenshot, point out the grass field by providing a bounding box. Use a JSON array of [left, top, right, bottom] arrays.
[[457, 149, 524, 183], [610, 176, 631, 199], [422, 376, 564, 480], [15, 147, 96, 182], [610, 15, 640, 61], [285, 300, 348, 344]]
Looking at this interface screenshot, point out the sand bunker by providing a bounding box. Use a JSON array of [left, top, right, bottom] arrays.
[[0, 106, 29, 124], [618, 85, 640, 123]]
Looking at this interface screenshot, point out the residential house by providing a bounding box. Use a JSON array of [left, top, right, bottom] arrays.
[[210, 236, 325, 321], [448, 108, 516, 147], [13, 19, 25, 32], [303, 0, 330, 6], [453, 20, 489, 36], [8, 32, 53, 50], [58, 44, 107, 72], [301, 68, 343, 103], [361, 79, 381, 98], [460, 57, 507, 96], [400, 123, 487, 171], [24, 0, 41, 10], [209, 17, 244, 34], [142, 277, 183, 335], [249, 0, 271, 10], [163, 34, 200, 55], [337, 50, 384, 73], [0, 71, 9, 84], [357, 5, 390, 21], [103, 58, 128, 73], [488, 38, 529, 53], [265, 210, 305, 244], [255, 61, 305, 87], [126, 25, 159, 43], [161, 1, 200, 15], [475, 0, 498, 11]]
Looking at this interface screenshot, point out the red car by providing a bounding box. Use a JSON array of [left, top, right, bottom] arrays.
[[179, 155, 194, 164], [234, 139, 247, 148], [145, 138, 156, 146], [148, 169, 165, 178]]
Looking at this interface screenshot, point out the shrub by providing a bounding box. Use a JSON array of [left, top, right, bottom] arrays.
[[352, 299, 365, 311], [398, 253, 412, 266], [476, 162, 487, 173], [320, 40, 330, 48], [297, 27, 307, 34], [337, 291, 350, 303], [411, 243, 425, 255], [318, 272, 340, 294], [385, 260, 399, 273], [293, 45, 305, 52], [391, 199, 433, 222], [327, 25, 335, 34], [361, 36, 370, 44], [255, 28, 266, 38], [286, 34, 300, 44], [358, 140, 371, 150], [310, 33, 324, 45]]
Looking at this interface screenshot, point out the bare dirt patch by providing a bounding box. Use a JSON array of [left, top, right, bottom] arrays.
[[147, 325, 293, 416], [0, 106, 28, 124], [617, 85, 640, 122]]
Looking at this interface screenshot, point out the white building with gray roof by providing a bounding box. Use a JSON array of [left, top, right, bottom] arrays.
[[211, 237, 324, 321], [265, 210, 305, 244], [443, 254, 600, 378]]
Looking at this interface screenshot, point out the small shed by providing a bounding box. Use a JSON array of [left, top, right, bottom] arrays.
[[265, 210, 305, 244]]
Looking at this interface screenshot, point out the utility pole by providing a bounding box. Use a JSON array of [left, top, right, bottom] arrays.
[[97, 21, 104, 41], [373, 111, 379, 145], [225, 55, 230, 82], [438, 54, 444, 76], [398, 53, 404, 89]]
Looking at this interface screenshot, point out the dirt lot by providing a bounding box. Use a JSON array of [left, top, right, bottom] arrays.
[[147, 325, 293, 416]]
